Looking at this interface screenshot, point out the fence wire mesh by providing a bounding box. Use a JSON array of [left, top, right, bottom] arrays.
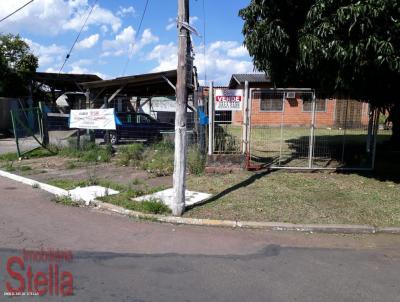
[[247, 89, 379, 170], [10, 107, 43, 157]]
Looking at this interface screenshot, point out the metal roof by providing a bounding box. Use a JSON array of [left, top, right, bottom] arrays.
[[229, 73, 271, 88], [32, 72, 102, 91], [80, 70, 180, 97]]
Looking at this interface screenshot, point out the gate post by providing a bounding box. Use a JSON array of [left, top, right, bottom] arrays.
[[39, 102, 49, 146], [308, 91, 317, 168], [242, 81, 250, 155], [208, 81, 214, 155]]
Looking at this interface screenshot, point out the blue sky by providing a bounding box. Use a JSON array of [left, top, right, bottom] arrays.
[[0, 0, 254, 85]]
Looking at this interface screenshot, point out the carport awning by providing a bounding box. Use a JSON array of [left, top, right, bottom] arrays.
[[80, 70, 183, 98], [32, 72, 102, 92]]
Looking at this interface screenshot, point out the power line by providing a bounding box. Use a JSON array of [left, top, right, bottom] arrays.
[[121, 0, 151, 76], [0, 0, 35, 24], [59, 0, 98, 74]]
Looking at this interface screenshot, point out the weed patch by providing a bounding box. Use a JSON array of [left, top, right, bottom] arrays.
[[53, 196, 80, 207], [117, 144, 144, 166]]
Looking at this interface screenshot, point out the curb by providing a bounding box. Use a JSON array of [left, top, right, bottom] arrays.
[[94, 200, 396, 235], [1, 169, 399, 235], [0, 169, 69, 197]]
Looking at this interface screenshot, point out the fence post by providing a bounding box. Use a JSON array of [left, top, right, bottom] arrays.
[[104, 96, 110, 144], [10, 110, 21, 158], [208, 81, 214, 155], [341, 99, 349, 164], [242, 81, 249, 155], [371, 108, 380, 170], [77, 99, 81, 149], [366, 105, 374, 153], [38, 102, 49, 146], [308, 91, 317, 168], [197, 88, 206, 155]]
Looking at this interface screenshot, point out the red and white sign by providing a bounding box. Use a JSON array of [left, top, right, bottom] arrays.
[[215, 89, 243, 111]]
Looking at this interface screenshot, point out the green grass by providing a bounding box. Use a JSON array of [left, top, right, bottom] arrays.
[[52, 196, 80, 207], [117, 143, 144, 166], [56, 141, 113, 163], [47, 178, 126, 191], [185, 171, 400, 227], [98, 187, 170, 215], [0, 152, 18, 161], [47, 177, 169, 214]]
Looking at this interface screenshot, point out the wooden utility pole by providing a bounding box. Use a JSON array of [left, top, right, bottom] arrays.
[[172, 0, 190, 216]]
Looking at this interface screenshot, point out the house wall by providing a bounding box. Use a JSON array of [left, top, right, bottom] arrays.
[[232, 96, 369, 128]]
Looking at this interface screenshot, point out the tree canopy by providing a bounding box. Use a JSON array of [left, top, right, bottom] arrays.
[[240, 0, 400, 143], [0, 34, 38, 97], [240, 0, 400, 104]]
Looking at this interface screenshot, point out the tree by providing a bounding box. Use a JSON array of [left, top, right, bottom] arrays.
[[0, 34, 38, 97], [240, 0, 400, 145], [239, 0, 315, 86]]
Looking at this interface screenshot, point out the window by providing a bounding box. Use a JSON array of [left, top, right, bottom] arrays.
[[303, 99, 327, 112], [137, 114, 154, 124], [255, 92, 284, 112]]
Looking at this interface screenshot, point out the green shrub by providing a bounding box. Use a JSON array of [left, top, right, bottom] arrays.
[[141, 199, 171, 214], [138, 140, 175, 176], [187, 147, 205, 175], [58, 141, 112, 163], [0, 152, 18, 161], [142, 149, 174, 176], [53, 196, 80, 207], [118, 144, 144, 166], [152, 140, 174, 153], [2, 162, 16, 172]]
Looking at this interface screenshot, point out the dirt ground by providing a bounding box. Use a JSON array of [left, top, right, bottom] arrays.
[[10, 155, 173, 189]]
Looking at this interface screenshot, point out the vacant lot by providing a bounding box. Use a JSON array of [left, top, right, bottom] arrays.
[[0, 140, 399, 226], [186, 170, 400, 227]]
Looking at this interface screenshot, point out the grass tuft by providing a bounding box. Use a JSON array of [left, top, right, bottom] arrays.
[[53, 196, 80, 207]]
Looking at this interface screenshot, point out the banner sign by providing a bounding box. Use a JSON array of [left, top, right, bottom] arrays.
[[69, 109, 116, 130], [215, 89, 243, 111]]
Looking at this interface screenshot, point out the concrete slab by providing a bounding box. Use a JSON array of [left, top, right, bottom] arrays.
[[69, 186, 119, 206], [133, 188, 212, 208]]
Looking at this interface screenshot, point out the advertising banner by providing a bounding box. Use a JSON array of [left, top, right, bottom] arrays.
[[69, 109, 116, 130], [215, 89, 243, 111]]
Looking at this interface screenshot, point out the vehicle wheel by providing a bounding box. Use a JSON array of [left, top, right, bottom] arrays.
[[108, 132, 118, 145]]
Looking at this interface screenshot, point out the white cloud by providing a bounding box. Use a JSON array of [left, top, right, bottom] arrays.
[[63, 4, 121, 33], [166, 16, 199, 31], [190, 16, 199, 25], [227, 45, 249, 58], [68, 65, 108, 79], [147, 43, 178, 71], [23, 38, 66, 69], [148, 40, 254, 85], [166, 18, 176, 31], [102, 26, 158, 57], [117, 6, 135, 17], [76, 34, 100, 50], [0, 0, 121, 35]]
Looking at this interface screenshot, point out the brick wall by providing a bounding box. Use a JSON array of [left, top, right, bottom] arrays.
[[232, 97, 370, 128]]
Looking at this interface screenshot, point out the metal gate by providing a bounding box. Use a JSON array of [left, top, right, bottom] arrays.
[[208, 86, 243, 154], [246, 89, 379, 170], [10, 107, 45, 157]]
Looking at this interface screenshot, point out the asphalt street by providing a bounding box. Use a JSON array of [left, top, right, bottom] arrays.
[[0, 176, 399, 302]]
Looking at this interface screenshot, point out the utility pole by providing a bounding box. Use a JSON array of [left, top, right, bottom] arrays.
[[172, 0, 190, 216]]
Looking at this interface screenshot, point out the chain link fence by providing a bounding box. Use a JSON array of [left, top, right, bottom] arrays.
[[10, 107, 44, 157], [247, 89, 379, 170]]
